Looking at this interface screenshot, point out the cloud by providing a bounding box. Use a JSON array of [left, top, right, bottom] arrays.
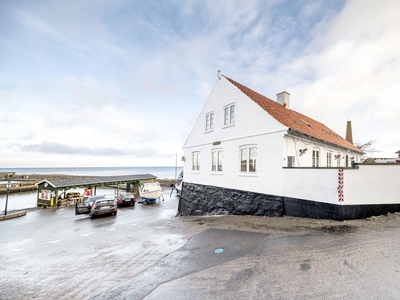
[[13, 141, 161, 158], [0, 0, 399, 167]]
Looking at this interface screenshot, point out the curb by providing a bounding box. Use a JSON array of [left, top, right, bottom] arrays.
[[0, 211, 27, 221]]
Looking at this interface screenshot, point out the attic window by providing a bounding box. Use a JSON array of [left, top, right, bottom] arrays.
[[322, 128, 331, 134], [300, 119, 311, 127]]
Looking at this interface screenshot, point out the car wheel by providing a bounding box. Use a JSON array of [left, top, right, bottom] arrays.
[[90, 215, 94, 219], [114, 211, 117, 216]]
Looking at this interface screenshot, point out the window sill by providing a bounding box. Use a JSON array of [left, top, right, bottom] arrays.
[[222, 124, 235, 129], [210, 172, 223, 175], [191, 171, 201, 174], [204, 129, 214, 134], [238, 173, 258, 177]]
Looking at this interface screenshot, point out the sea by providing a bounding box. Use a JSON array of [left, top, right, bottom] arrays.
[[0, 166, 183, 212]]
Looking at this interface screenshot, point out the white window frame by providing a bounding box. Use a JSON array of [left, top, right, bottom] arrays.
[[223, 104, 235, 126], [327, 152, 332, 167], [192, 152, 200, 171], [205, 112, 214, 131], [211, 149, 223, 172], [312, 149, 320, 167], [240, 145, 257, 173], [336, 155, 341, 167]]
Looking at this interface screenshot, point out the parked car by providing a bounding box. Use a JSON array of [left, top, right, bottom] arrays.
[[75, 196, 117, 219], [115, 192, 136, 207]]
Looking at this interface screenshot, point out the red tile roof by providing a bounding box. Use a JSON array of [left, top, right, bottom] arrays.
[[224, 75, 363, 153]]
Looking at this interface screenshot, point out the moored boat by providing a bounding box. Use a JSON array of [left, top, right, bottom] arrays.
[[139, 182, 163, 204]]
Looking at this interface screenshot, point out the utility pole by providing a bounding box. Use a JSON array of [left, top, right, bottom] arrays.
[[175, 154, 177, 180]]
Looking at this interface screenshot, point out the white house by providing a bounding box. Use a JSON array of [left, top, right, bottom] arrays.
[[178, 74, 400, 220]]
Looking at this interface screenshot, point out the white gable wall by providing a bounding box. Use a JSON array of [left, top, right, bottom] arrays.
[[183, 76, 287, 196]]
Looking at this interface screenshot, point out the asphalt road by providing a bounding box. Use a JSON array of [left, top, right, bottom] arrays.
[[1, 188, 400, 299]]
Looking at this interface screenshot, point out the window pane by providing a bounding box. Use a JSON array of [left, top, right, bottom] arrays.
[[224, 107, 229, 125], [212, 151, 216, 171], [249, 147, 256, 172], [210, 113, 214, 129], [240, 148, 248, 172], [206, 115, 210, 130], [230, 105, 235, 123], [249, 158, 256, 172], [218, 151, 223, 172]]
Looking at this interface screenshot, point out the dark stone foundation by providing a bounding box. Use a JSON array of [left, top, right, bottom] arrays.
[[179, 182, 400, 221], [178, 182, 283, 217]]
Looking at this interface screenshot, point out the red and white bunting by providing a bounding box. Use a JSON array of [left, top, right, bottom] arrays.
[[337, 169, 344, 202]]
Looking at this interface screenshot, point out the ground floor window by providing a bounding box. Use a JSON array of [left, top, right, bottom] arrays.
[[336, 155, 341, 167], [312, 150, 320, 167], [211, 150, 223, 172], [240, 146, 257, 173], [327, 153, 332, 167], [192, 152, 200, 171]]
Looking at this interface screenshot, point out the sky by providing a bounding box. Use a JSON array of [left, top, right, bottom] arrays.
[[0, 0, 399, 167]]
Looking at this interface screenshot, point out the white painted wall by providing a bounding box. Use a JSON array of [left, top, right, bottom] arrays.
[[183, 76, 287, 196], [282, 165, 400, 205], [282, 168, 340, 204], [344, 165, 400, 205], [283, 135, 362, 168]]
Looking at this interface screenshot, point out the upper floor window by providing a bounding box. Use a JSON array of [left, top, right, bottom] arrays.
[[224, 104, 235, 126], [211, 150, 223, 172], [312, 150, 319, 167], [240, 145, 257, 173], [192, 152, 200, 171], [205, 112, 214, 131], [327, 153, 332, 167]]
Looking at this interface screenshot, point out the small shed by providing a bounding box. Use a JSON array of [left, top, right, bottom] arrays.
[[36, 174, 157, 207]]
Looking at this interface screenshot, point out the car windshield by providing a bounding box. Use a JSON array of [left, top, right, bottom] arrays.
[[83, 195, 106, 203]]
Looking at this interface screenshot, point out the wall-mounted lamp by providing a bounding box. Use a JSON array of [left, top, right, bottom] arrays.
[[350, 156, 355, 160], [299, 148, 308, 156], [181, 156, 185, 161], [334, 155, 341, 159]]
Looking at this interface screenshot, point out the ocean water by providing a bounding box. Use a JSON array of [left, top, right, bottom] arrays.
[[0, 166, 183, 212], [0, 166, 183, 179]]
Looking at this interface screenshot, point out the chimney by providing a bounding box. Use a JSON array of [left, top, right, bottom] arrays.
[[277, 91, 290, 109], [346, 120, 353, 144]]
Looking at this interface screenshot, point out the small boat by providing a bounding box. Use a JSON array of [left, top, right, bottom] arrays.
[[139, 182, 163, 204]]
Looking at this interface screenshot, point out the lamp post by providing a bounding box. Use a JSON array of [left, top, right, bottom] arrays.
[[175, 154, 177, 181], [4, 181, 12, 216]]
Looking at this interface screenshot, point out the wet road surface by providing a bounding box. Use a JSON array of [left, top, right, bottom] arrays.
[[1, 188, 400, 299]]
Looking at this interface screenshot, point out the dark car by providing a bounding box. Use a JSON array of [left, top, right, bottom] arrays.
[[75, 197, 117, 219], [115, 192, 136, 207]]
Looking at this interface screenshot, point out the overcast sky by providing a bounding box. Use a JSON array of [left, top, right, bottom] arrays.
[[1, 0, 399, 168]]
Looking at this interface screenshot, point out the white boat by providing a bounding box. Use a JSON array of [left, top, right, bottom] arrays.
[[139, 182, 163, 204]]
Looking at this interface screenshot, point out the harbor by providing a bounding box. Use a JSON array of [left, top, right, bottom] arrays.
[[0, 167, 182, 212]]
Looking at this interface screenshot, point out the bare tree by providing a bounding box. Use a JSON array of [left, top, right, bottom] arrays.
[[355, 138, 380, 161]]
